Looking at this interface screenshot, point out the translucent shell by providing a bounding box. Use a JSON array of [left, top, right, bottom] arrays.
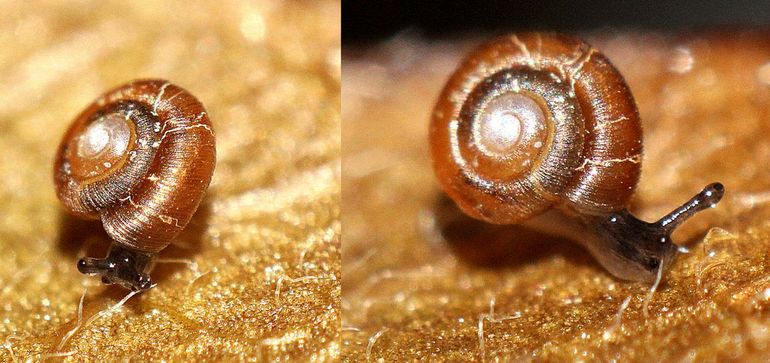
[[70, 113, 132, 180], [54, 80, 216, 253], [430, 33, 643, 224]]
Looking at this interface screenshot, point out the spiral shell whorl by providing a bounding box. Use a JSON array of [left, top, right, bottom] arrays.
[[430, 33, 642, 224], [54, 80, 216, 252]]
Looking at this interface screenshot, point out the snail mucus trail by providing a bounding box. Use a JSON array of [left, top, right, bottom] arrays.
[[54, 80, 216, 291], [430, 33, 724, 282]]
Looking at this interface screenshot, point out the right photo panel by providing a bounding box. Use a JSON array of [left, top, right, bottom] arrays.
[[343, 2, 770, 361]]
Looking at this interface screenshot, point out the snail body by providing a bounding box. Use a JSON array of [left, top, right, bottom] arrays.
[[430, 33, 723, 282], [54, 79, 216, 291]]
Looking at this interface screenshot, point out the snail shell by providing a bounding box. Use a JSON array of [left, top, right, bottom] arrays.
[[430, 33, 642, 224], [55, 79, 215, 257], [430, 33, 724, 282]]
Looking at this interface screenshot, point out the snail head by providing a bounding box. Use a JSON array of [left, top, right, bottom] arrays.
[[588, 183, 725, 282], [77, 243, 156, 291]]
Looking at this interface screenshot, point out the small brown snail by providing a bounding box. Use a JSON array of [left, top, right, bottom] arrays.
[[54, 79, 216, 291], [430, 33, 724, 282]]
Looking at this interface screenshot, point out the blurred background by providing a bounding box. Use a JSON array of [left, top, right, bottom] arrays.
[[344, 0, 770, 44]]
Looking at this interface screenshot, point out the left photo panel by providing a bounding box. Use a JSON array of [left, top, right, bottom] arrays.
[[0, 1, 340, 361]]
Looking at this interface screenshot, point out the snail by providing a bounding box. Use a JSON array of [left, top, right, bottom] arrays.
[[429, 33, 724, 282], [54, 79, 216, 291]]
